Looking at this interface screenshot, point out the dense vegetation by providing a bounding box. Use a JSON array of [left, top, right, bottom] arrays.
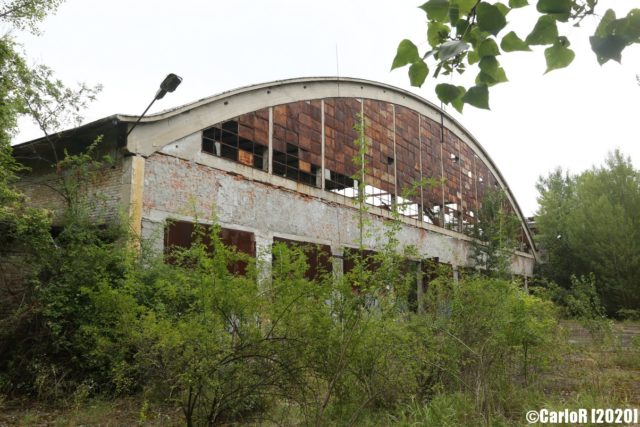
[[1, 2, 638, 425], [535, 150, 640, 318]]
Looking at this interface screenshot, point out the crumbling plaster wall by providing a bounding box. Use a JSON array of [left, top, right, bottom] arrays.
[[142, 145, 534, 276]]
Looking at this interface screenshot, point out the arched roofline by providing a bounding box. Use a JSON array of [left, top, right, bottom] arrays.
[[18, 76, 537, 256]]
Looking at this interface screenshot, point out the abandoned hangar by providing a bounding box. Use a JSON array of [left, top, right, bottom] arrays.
[[13, 77, 537, 279]]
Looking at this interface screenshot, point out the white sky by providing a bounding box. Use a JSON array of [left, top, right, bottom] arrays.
[[8, 0, 640, 216]]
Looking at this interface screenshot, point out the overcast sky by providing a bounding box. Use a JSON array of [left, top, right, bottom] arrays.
[[9, 0, 640, 216]]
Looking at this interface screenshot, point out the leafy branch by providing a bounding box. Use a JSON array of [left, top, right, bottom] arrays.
[[392, 0, 640, 111]]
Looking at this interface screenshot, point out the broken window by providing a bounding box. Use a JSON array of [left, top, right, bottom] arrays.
[[272, 237, 332, 281], [342, 248, 380, 275], [273, 101, 323, 187], [164, 220, 256, 275], [272, 143, 320, 187], [202, 109, 269, 171]]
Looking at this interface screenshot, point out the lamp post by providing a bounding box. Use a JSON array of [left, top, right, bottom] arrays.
[[126, 73, 183, 137]]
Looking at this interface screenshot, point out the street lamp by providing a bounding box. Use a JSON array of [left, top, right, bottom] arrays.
[[126, 73, 183, 136]]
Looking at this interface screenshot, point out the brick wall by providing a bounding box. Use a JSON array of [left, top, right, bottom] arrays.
[[16, 157, 128, 224]]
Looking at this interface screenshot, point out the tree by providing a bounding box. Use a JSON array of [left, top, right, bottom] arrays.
[[0, 0, 100, 260], [391, 0, 640, 111], [469, 188, 521, 277], [535, 150, 640, 315]]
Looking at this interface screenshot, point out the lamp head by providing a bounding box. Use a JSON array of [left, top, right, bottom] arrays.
[[155, 73, 183, 100]]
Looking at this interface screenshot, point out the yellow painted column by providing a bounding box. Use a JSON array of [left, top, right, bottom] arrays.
[[129, 155, 145, 239]]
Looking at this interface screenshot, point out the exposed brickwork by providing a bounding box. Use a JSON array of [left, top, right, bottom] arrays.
[[16, 159, 127, 224]]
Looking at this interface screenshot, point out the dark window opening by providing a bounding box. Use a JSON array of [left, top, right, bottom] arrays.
[[325, 169, 356, 193], [164, 220, 256, 275], [202, 121, 267, 171], [272, 237, 332, 281], [272, 143, 320, 187], [342, 248, 380, 275]]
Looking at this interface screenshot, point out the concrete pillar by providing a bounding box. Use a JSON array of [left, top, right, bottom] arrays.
[[119, 154, 145, 248], [255, 234, 272, 289], [331, 246, 344, 282], [453, 265, 460, 284], [524, 275, 529, 293]]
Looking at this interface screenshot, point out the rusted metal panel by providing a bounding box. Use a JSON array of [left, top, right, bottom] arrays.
[[420, 114, 443, 220], [324, 98, 360, 179], [394, 105, 422, 198], [363, 99, 395, 194], [238, 149, 254, 166]]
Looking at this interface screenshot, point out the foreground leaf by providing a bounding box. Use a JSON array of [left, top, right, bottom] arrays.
[[409, 60, 429, 87], [536, 0, 571, 21], [478, 38, 500, 57], [463, 84, 490, 109], [526, 15, 558, 45], [428, 21, 452, 47], [391, 39, 420, 70], [420, 0, 450, 22], [509, 0, 528, 8], [477, 2, 508, 36], [589, 35, 626, 64], [436, 83, 466, 112], [501, 31, 531, 51], [544, 42, 575, 73]]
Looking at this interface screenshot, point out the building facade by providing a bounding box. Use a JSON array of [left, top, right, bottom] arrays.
[[14, 77, 537, 280]]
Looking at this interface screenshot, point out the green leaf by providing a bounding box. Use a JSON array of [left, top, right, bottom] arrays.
[[467, 50, 480, 64], [437, 40, 470, 61], [509, 0, 528, 9], [537, 0, 571, 21], [462, 84, 490, 109], [452, 0, 476, 16], [544, 42, 575, 73], [589, 35, 626, 64], [456, 19, 470, 37], [435, 83, 465, 103], [464, 26, 490, 48], [449, 2, 460, 25], [409, 60, 429, 87], [391, 39, 420, 70], [526, 15, 558, 45], [451, 96, 465, 113], [476, 67, 508, 86], [479, 56, 500, 78], [614, 9, 640, 42], [428, 22, 452, 47], [495, 3, 511, 17], [420, 0, 450, 22], [501, 31, 531, 51], [476, 2, 508, 36], [478, 38, 500, 57], [594, 9, 616, 38]]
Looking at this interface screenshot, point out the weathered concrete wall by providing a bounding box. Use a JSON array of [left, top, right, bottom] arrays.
[[142, 151, 534, 276]]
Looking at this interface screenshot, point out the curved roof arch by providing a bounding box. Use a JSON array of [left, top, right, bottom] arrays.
[[123, 77, 536, 256], [14, 76, 534, 256]]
